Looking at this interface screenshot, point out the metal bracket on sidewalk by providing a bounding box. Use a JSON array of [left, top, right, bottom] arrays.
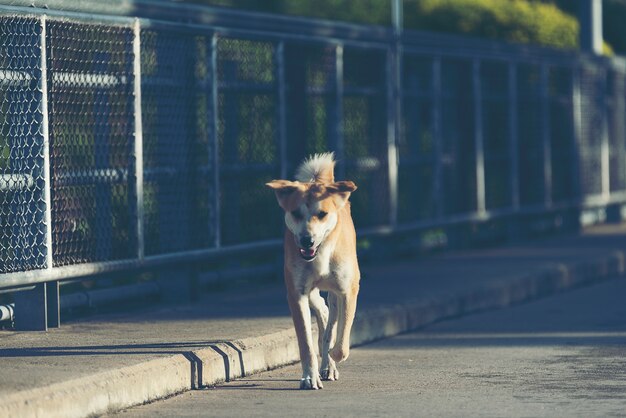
[[47, 280, 60, 328], [13, 281, 60, 331]]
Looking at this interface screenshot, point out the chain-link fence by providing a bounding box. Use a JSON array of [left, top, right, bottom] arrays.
[[140, 27, 216, 255], [2, 4, 626, 328], [47, 20, 136, 266], [0, 16, 46, 274]]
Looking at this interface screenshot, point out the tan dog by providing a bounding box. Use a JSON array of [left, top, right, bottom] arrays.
[[266, 153, 360, 390]]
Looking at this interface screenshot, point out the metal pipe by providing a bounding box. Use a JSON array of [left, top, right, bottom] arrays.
[[60, 282, 160, 311], [432, 58, 443, 219], [59, 264, 277, 312], [540, 64, 553, 207], [0, 239, 282, 290], [334, 44, 345, 179], [600, 68, 610, 202], [508, 62, 520, 211], [0, 174, 35, 192], [211, 33, 221, 249], [133, 18, 145, 261], [277, 41, 288, 180], [0, 304, 14, 322], [473, 59, 486, 215], [40, 14, 54, 271], [572, 65, 583, 200], [579, 0, 603, 55], [392, 0, 403, 34], [386, 40, 400, 228]]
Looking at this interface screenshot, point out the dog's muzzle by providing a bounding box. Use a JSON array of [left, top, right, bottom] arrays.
[[299, 246, 318, 261], [298, 235, 318, 261]]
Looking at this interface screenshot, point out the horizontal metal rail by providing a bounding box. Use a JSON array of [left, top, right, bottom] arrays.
[[0, 174, 35, 192], [2, 197, 622, 290], [0, 239, 283, 290]]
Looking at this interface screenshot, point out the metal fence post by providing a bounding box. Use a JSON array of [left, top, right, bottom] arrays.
[[386, 47, 399, 229], [473, 59, 486, 216], [333, 44, 345, 179], [132, 18, 145, 261], [210, 33, 221, 249], [540, 64, 553, 207], [387, 0, 402, 228], [579, 0, 603, 55], [14, 15, 58, 330], [600, 68, 610, 202], [508, 62, 520, 211], [41, 15, 59, 328], [572, 65, 583, 201], [432, 57, 443, 219], [507, 61, 522, 240], [277, 41, 288, 180]]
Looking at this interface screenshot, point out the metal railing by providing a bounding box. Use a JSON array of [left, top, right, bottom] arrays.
[[1, 1, 626, 329]]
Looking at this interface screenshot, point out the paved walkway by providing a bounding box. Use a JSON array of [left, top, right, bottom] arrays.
[[1, 224, 626, 418], [111, 274, 626, 418]]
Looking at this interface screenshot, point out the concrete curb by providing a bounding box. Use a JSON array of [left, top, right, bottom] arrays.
[[351, 250, 626, 347], [0, 355, 191, 418], [1, 250, 624, 418]]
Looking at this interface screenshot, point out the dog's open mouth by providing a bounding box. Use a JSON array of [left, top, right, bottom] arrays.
[[299, 247, 318, 261]]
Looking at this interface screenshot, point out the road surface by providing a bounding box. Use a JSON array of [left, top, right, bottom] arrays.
[[111, 277, 626, 417]]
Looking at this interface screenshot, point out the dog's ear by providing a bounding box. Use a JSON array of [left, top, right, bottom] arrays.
[[326, 181, 357, 209], [266, 180, 303, 210]]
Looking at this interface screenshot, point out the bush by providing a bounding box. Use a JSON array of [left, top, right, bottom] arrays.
[[185, 0, 391, 25], [404, 0, 579, 50], [186, 0, 622, 53]]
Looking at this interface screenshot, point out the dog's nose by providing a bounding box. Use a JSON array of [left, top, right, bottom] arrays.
[[300, 235, 314, 249]]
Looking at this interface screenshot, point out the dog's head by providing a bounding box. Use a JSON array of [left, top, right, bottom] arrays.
[[266, 180, 357, 262]]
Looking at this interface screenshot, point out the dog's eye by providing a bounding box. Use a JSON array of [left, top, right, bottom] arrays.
[[318, 211, 327, 220], [291, 210, 303, 220]]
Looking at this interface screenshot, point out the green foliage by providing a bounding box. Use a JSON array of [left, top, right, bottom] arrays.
[[184, 0, 625, 54], [185, 0, 391, 25], [536, 0, 621, 54], [404, 0, 578, 50]]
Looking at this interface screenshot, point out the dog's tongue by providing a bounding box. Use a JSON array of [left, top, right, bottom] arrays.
[[300, 248, 316, 257]]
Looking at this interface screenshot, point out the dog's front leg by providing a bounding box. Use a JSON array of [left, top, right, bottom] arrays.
[[287, 289, 323, 390], [308, 289, 329, 355], [320, 292, 339, 381]]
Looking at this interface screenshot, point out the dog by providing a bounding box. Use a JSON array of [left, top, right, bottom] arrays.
[[266, 152, 360, 390]]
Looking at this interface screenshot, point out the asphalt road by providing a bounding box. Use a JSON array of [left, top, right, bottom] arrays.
[[111, 277, 626, 418]]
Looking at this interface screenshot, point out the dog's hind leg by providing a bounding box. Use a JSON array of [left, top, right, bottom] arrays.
[[319, 292, 339, 381]]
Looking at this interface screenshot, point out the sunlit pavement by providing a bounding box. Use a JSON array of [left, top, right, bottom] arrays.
[[111, 276, 626, 418]]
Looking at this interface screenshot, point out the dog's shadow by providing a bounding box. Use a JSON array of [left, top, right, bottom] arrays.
[[205, 379, 302, 392]]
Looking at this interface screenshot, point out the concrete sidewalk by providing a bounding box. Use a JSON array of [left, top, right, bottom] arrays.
[[1, 224, 626, 418]]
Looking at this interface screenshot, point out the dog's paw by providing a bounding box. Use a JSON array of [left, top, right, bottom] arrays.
[[329, 346, 349, 363], [300, 375, 323, 390], [320, 364, 339, 381]]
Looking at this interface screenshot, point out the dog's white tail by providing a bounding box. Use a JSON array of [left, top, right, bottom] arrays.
[[295, 152, 336, 184]]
